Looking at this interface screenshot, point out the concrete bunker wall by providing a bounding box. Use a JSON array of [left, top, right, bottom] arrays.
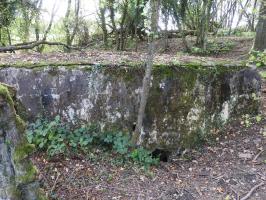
[[0, 64, 261, 150]]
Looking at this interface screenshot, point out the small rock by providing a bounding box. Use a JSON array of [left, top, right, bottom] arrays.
[[229, 178, 238, 185], [199, 168, 210, 177], [238, 153, 253, 159]]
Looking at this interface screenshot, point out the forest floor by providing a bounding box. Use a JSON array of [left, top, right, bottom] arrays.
[[0, 36, 253, 66], [1, 36, 265, 200]]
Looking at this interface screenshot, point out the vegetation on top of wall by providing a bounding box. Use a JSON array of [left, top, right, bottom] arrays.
[[0, 59, 247, 75]]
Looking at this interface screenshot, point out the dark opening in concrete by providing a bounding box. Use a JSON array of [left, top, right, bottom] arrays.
[[152, 149, 171, 162]]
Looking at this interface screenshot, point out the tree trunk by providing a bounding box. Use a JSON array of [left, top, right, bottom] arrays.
[[0, 28, 5, 47], [21, 7, 30, 43], [108, 0, 119, 49], [64, 0, 72, 48], [228, 1, 237, 35], [99, 0, 108, 47], [33, 0, 43, 52], [164, 11, 169, 51], [118, 1, 128, 50], [236, 0, 250, 27], [134, 0, 141, 51], [254, 0, 266, 51], [38, 3, 56, 53], [133, 0, 160, 144], [0, 28, 2, 46], [197, 0, 213, 50], [69, 0, 80, 45], [6, 28, 12, 46], [197, 0, 208, 48], [251, 0, 258, 32]]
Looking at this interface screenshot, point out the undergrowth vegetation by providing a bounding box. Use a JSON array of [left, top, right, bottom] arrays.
[[26, 116, 159, 169], [248, 50, 266, 67], [191, 40, 235, 55], [217, 28, 255, 37]]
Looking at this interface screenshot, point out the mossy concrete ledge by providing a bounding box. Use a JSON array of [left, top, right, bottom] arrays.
[[0, 63, 261, 151], [0, 83, 46, 200]]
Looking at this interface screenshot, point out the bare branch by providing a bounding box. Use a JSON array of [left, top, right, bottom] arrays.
[[240, 182, 265, 200], [0, 40, 80, 52]]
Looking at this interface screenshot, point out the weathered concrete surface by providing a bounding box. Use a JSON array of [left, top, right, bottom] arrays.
[[0, 65, 261, 150], [0, 83, 42, 200]]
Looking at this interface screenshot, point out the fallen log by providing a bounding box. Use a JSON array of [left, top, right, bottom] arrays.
[[0, 40, 82, 52]]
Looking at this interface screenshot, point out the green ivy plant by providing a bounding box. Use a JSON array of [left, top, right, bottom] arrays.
[[130, 147, 159, 169], [248, 50, 266, 68], [26, 116, 68, 156], [241, 114, 263, 128], [26, 116, 159, 168]]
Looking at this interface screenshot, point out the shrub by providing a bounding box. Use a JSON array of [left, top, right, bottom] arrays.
[[216, 27, 255, 37], [130, 147, 159, 169], [190, 40, 234, 55], [26, 116, 159, 168], [26, 116, 68, 156], [248, 50, 266, 68]]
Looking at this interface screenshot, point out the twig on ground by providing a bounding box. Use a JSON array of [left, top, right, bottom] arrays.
[[157, 188, 172, 199], [195, 186, 203, 196], [213, 174, 225, 180], [252, 150, 264, 163], [240, 182, 265, 200], [231, 187, 240, 200], [50, 172, 61, 193]]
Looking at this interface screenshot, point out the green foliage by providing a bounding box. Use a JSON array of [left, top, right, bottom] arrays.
[[217, 27, 255, 37], [248, 50, 266, 68], [191, 40, 234, 55], [26, 116, 68, 156], [0, 0, 19, 28], [68, 124, 97, 151], [26, 116, 159, 168], [260, 71, 266, 79], [98, 130, 132, 154], [242, 114, 251, 127], [241, 114, 263, 128], [26, 116, 100, 156], [130, 147, 159, 169]]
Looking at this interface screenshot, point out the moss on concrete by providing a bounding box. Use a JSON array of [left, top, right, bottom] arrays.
[[14, 101, 29, 121], [15, 115, 26, 133], [7, 186, 22, 200], [180, 128, 205, 149], [0, 83, 42, 199], [17, 162, 38, 183], [36, 189, 48, 200], [0, 84, 15, 108], [14, 143, 35, 162], [0, 84, 27, 133], [0, 59, 247, 71]]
